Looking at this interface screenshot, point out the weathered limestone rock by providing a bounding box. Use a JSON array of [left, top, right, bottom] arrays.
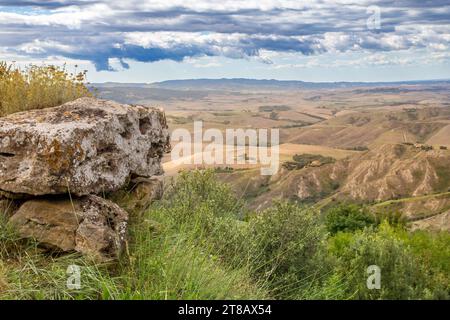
[[75, 196, 128, 261], [1, 97, 171, 262], [9, 199, 81, 251], [0, 97, 170, 196], [107, 175, 164, 212], [127, 176, 164, 210], [9, 195, 128, 262]]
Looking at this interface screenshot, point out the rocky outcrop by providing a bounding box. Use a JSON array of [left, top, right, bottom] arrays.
[[108, 175, 165, 213], [1, 97, 170, 261], [279, 144, 450, 204], [126, 176, 164, 211], [0, 97, 170, 196], [9, 196, 128, 262]]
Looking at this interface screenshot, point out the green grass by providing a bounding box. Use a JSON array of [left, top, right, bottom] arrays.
[[1, 170, 449, 300], [116, 210, 267, 299], [371, 191, 450, 208], [0, 171, 269, 300]]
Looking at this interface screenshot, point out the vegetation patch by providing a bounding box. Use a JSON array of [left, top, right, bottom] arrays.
[[258, 105, 291, 112], [0, 62, 91, 117], [283, 153, 335, 170], [0, 170, 449, 299]]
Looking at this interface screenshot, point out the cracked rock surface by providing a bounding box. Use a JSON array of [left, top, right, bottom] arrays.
[[1, 97, 171, 261], [9, 195, 129, 262], [0, 97, 170, 196]]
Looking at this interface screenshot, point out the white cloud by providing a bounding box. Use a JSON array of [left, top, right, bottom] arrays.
[[0, 0, 449, 71]]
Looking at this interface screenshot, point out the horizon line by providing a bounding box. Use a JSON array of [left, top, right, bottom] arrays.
[[90, 77, 450, 85]]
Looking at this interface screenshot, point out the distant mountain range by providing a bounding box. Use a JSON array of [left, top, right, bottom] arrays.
[[92, 78, 450, 91]]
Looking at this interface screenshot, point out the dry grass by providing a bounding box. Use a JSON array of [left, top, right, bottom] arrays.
[[427, 124, 450, 147], [0, 62, 92, 117]]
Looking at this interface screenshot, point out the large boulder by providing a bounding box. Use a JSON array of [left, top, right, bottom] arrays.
[[0, 97, 170, 196], [9, 195, 128, 262]]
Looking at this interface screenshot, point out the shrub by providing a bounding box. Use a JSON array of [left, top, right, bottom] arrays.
[[118, 169, 268, 299], [147, 170, 252, 269], [247, 201, 325, 298], [120, 213, 266, 299], [328, 222, 449, 299], [397, 229, 450, 298], [325, 203, 377, 235], [165, 170, 240, 215], [283, 153, 335, 170], [0, 62, 91, 116]]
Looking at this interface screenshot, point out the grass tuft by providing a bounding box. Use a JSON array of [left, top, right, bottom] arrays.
[[0, 170, 449, 300], [0, 61, 91, 117]]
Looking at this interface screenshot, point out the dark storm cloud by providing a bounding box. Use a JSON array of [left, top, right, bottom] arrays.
[[1, 0, 449, 70]]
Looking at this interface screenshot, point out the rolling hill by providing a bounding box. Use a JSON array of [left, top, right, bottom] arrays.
[[219, 143, 450, 228]]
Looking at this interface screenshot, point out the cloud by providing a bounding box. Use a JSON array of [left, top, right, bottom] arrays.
[[0, 0, 449, 70]]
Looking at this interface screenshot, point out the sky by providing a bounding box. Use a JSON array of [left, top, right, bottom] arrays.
[[0, 0, 450, 83]]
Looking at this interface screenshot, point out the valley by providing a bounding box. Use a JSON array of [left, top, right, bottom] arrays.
[[95, 79, 450, 231]]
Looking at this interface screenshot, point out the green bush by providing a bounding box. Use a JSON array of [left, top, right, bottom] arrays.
[[397, 229, 450, 298], [247, 201, 325, 298], [325, 203, 377, 235], [283, 153, 335, 170], [119, 212, 266, 299], [119, 169, 268, 299], [1, 169, 448, 300], [328, 222, 449, 299], [160, 170, 248, 261]]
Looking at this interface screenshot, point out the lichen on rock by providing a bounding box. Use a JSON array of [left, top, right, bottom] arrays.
[[1, 97, 171, 262], [0, 97, 170, 196]]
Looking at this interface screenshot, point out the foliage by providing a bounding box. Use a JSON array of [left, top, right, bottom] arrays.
[[0, 213, 120, 299], [325, 203, 377, 234], [283, 153, 335, 170], [327, 222, 449, 299], [0, 170, 448, 300], [117, 169, 267, 299], [246, 202, 325, 298], [118, 209, 266, 299], [0, 62, 91, 116]]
